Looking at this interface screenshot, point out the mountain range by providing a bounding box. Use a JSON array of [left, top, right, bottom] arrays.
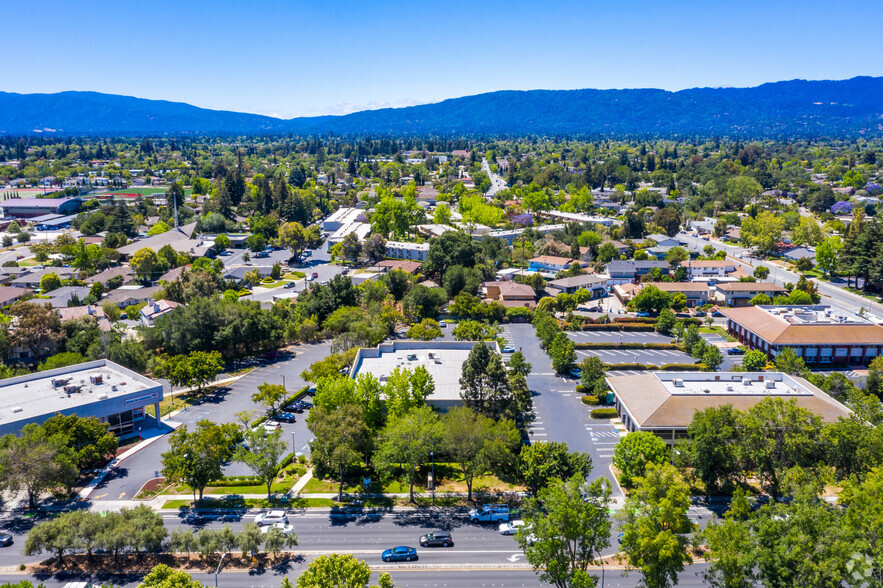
[[2, 77, 883, 137]]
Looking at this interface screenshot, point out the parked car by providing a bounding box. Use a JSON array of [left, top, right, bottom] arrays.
[[498, 520, 526, 535], [260, 522, 295, 536], [382, 546, 418, 562], [320, 280, 328, 286], [0, 533, 13, 547], [502, 345, 515, 353], [727, 347, 746, 355], [568, 368, 581, 379], [636, 311, 651, 317], [254, 251, 270, 258], [284, 281, 296, 289], [469, 504, 510, 523], [219, 251, 232, 256], [286, 403, 304, 414], [275, 412, 296, 423], [693, 311, 706, 317], [311, 272, 319, 279], [254, 510, 288, 526], [341, 267, 349, 274], [419, 532, 454, 547], [260, 421, 282, 432], [439, 320, 447, 328]]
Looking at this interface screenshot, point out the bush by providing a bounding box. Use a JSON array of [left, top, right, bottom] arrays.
[[659, 363, 705, 371], [581, 395, 601, 406], [279, 453, 295, 470], [613, 317, 657, 324], [590, 408, 618, 418], [604, 363, 655, 370], [575, 384, 588, 394]]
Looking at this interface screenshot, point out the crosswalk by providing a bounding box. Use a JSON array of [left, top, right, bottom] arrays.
[[586, 425, 623, 458], [527, 417, 547, 438]]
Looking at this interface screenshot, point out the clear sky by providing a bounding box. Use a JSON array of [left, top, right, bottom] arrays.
[[6, 0, 882, 119]]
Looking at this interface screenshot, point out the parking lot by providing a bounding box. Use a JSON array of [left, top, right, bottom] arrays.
[[577, 348, 694, 368], [568, 330, 674, 344]]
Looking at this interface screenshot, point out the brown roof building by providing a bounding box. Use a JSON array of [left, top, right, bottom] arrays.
[[721, 305, 883, 366], [483, 281, 536, 309], [0, 286, 32, 306], [376, 259, 423, 274], [608, 371, 851, 443], [714, 281, 786, 306], [58, 305, 112, 331], [649, 282, 709, 307]]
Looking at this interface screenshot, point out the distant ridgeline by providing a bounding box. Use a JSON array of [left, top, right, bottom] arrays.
[[1, 77, 883, 137]]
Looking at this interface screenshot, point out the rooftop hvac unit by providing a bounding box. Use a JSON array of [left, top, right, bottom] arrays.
[[726, 385, 734, 391], [97, 394, 108, 400], [90, 375, 103, 385], [703, 388, 711, 394], [742, 378, 752, 386], [51, 378, 71, 388], [11, 407, 22, 413], [112, 385, 118, 392], [673, 379, 684, 387], [428, 353, 435, 359], [64, 385, 82, 394], [765, 381, 776, 389]]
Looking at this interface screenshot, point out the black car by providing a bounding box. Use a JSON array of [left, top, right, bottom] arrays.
[[0, 533, 13, 547], [275, 412, 297, 423], [286, 404, 304, 414], [419, 532, 454, 547], [727, 348, 746, 355]]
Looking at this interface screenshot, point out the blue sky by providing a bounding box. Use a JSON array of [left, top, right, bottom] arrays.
[[6, 0, 882, 118]]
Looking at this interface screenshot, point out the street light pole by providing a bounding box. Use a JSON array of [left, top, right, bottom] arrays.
[[215, 552, 227, 587], [430, 450, 435, 509]]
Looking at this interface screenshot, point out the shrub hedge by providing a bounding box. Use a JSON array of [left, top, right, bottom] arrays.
[[575, 384, 588, 394], [659, 363, 705, 371], [574, 342, 685, 350], [604, 362, 655, 370], [580, 324, 655, 332], [581, 395, 602, 406], [591, 408, 618, 418]]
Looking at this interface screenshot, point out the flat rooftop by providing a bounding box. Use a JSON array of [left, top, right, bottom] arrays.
[[756, 305, 874, 326], [0, 360, 160, 425], [352, 341, 498, 401]]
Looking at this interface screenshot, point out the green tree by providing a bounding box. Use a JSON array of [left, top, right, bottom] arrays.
[[374, 406, 443, 502], [702, 345, 723, 371], [748, 293, 771, 306], [815, 235, 842, 278], [41, 414, 117, 469], [773, 347, 808, 376], [664, 246, 688, 267], [655, 308, 677, 336], [549, 332, 577, 375], [138, 564, 205, 588], [341, 231, 362, 263], [738, 397, 823, 497], [681, 405, 740, 495], [406, 318, 442, 341], [741, 349, 767, 371], [307, 403, 371, 501], [130, 247, 160, 281], [161, 420, 239, 500], [632, 285, 672, 314], [519, 475, 612, 588], [235, 428, 288, 499], [578, 356, 607, 394], [295, 553, 395, 588], [252, 382, 287, 414], [507, 351, 532, 378], [740, 212, 784, 256], [163, 350, 223, 393], [612, 431, 670, 487], [790, 216, 824, 247], [459, 342, 516, 420], [442, 407, 520, 501], [618, 463, 692, 588], [519, 441, 592, 495], [752, 265, 770, 279], [0, 423, 78, 509], [214, 234, 231, 252], [39, 272, 61, 293]]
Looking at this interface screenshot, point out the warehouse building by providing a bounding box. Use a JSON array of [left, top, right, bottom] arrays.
[[607, 371, 850, 444], [0, 360, 164, 437], [0, 197, 82, 219], [721, 305, 883, 366]]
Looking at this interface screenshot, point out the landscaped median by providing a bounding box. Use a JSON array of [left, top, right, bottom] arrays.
[[603, 362, 705, 371], [574, 342, 683, 350]]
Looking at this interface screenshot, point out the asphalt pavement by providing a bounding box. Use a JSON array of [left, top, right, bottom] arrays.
[[89, 341, 334, 503]]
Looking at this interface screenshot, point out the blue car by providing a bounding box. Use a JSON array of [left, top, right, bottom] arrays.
[[382, 546, 418, 562], [636, 311, 651, 317]]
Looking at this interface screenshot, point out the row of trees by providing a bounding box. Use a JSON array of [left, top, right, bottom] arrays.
[[533, 311, 577, 375]]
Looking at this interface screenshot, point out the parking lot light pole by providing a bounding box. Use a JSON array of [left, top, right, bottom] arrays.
[[430, 450, 435, 509]]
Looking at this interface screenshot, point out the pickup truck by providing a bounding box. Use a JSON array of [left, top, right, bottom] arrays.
[[469, 504, 510, 523]]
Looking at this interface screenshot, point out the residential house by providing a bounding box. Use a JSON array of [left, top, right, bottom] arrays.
[[723, 227, 741, 242], [604, 260, 670, 284], [10, 268, 77, 289], [682, 259, 737, 278], [782, 247, 816, 263], [223, 266, 273, 287], [45, 286, 92, 308], [528, 256, 581, 272], [114, 223, 207, 261], [714, 282, 786, 307], [650, 282, 709, 307], [375, 260, 423, 274], [482, 281, 537, 309], [546, 275, 608, 298], [0, 286, 32, 306], [646, 233, 683, 248], [84, 266, 136, 286], [58, 305, 112, 331], [140, 299, 181, 327], [102, 285, 163, 309]]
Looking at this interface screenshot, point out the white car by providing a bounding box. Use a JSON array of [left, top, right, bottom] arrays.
[[260, 522, 295, 536], [439, 320, 447, 328], [262, 421, 281, 432], [498, 520, 526, 535], [254, 510, 288, 526]]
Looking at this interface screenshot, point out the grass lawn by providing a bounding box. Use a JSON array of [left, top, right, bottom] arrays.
[[285, 271, 306, 279], [257, 280, 286, 289], [843, 286, 883, 304], [699, 326, 737, 342]]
